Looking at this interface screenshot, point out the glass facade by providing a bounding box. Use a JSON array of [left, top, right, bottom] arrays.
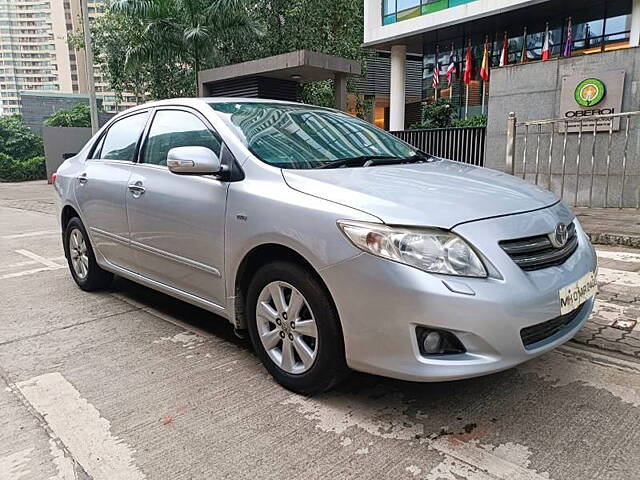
[[383, 0, 477, 25], [421, 0, 632, 119]]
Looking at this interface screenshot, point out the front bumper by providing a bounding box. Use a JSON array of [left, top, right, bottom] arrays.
[[321, 202, 597, 382]]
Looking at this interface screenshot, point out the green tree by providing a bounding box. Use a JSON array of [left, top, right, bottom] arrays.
[[44, 103, 92, 128], [223, 0, 366, 108], [410, 99, 455, 129], [110, 0, 261, 95], [0, 116, 44, 161]]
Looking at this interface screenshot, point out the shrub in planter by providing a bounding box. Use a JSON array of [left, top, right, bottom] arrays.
[[0, 153, 46, 182]]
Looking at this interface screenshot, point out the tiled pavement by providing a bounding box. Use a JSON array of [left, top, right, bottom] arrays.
[[574, 246, 640, 358]]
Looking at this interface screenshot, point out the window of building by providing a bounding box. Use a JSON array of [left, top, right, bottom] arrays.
[[421, 0, 632, 119]]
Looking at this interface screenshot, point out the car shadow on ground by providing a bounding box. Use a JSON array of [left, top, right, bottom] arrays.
[[105, 273, 534, 439], [101, 272, 640, 475]]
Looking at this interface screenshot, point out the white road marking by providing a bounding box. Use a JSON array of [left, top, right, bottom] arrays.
[[2, 256, 66, 271], [48, 438, 77, 480], [405, 465, 422, 477], [15, 249, 62, 268], [597, 249, 640, 263], [598, 267, 640, 288], [284, 392, 549, 480], [0, 266, 65, 280], [425, 455, 494, 480], [0, 447, 33, 480], [16, 372, 146, 480], [521, 344, 640, 408], [2, 230, 59, 240]]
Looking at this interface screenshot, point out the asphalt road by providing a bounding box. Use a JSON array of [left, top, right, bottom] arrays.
[[2, 181, 640, 480]]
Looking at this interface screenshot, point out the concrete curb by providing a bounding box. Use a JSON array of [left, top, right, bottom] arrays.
[[586, 232, 640, 249]]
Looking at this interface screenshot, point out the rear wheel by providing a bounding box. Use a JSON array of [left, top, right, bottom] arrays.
[[64, 217, 113, 291], [246, 261, 348, 395]]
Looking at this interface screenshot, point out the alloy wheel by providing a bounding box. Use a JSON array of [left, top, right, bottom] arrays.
[[69, 228, 89, 279], [256, 281, 319, 374]]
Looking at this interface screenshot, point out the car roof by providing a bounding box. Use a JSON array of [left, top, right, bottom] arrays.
[[112, 97, 333, 121], [128, 97, 309, 110]]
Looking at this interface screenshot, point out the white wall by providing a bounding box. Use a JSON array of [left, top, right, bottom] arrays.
[[364, 0, 551, 48]]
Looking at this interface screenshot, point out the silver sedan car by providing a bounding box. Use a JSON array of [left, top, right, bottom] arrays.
[[53, 98, 598, 394]]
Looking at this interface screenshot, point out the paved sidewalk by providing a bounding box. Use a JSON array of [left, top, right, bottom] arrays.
[[575, 207, 640, 248]]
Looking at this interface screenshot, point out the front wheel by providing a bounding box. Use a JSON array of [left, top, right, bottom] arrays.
[[246, 261, 348, 395]]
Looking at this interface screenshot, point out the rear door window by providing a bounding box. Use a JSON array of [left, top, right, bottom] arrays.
[[99, 112, 148, 162]]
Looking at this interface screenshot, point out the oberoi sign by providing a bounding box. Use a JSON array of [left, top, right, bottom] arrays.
[[559, 70, 625, 133]]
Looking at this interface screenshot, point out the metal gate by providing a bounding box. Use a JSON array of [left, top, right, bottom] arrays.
[[505, 111, 640, 209], [393, 126, 486, 166]]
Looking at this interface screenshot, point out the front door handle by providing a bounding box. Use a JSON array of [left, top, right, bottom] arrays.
[[127, 181, 145, 196], [77, 173, 88, 185]]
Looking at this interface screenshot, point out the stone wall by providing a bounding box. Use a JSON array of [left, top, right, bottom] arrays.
[[42, 127, 92, 182], [486, 47, 640, 208]]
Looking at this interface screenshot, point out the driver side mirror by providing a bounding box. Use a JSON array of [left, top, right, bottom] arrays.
[[167, 146, 222, 175]]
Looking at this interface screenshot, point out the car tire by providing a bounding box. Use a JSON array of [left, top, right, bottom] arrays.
[[246, 261, 348, 395], [64, 217, 113, 291]]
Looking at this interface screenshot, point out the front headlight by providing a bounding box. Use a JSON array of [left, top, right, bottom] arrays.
[[337, 220, 487, 278]]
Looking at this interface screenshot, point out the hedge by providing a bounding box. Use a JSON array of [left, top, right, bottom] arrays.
[[0, 153, 46, 182]]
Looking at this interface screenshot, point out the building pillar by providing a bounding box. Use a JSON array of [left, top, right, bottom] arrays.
[[334, 73, 348, 111], [631, 0, 640, 47], [389, 44, 407, 131]]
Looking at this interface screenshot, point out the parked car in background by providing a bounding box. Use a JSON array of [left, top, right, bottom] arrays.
[[53, 98, 597, 394]]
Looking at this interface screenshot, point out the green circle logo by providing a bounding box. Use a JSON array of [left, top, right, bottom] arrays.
[[574, 78, 606, 107]]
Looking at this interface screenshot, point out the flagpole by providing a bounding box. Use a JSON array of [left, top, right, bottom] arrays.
[[481, 36, 488, 116], [465, 85, 469, 119], [481, 82, 486, 116], [450, 43, 454, 100]]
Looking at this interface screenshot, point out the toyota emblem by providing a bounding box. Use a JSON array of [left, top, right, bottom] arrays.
[[549, 223, 569, 248]]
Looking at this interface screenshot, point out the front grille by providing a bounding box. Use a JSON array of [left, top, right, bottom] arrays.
[[520, 302, 586, 349], [499, 222, 578, 271]]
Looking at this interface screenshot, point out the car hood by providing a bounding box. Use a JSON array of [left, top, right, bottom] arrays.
[[282, 160, 559, 229]]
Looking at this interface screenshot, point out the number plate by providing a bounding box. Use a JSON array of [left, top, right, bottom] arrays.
[[559, 271, 598, 315]]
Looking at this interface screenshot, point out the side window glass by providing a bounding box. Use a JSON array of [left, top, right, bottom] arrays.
[[142, 110, 222, 166], [90, 133, 106, 159], [100, 112, 148, 162]]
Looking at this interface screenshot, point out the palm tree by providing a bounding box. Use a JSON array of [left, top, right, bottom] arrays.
[[110, 0, 261, 94]]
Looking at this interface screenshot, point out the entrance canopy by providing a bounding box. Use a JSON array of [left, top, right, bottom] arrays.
[[198, 50, 362, 111]]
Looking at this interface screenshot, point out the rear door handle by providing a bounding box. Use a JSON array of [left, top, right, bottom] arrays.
[[77, 173, 88, 184]]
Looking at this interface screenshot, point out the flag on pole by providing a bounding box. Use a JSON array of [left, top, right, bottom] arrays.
[[542, 23, 551, 60], [432, 56, 440, 90], [463, 43, 473, 85], [499, 31, 509, 67], [563, 18, 573, 57], [480, 37, 490, 82], [446, 45, 457, 87], [520, 27, 528, 63]]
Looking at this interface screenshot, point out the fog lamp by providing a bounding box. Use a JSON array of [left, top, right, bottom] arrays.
[[416, 327, 466, 356], [422, 331, 442, 354]]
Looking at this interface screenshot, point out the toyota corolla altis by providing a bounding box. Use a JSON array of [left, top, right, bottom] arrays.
[[53, 98, 597, 394]]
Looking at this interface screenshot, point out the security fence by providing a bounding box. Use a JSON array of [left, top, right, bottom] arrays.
[[505, 111, 640, 209], [392, 126, 486, 166]]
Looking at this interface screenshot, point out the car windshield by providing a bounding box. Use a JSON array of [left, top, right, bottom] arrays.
[[208, 102, 420, 169]]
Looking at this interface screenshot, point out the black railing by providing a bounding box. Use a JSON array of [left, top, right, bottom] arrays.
[[392, 126, 486, 166]]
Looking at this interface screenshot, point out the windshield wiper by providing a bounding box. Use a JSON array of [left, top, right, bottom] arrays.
[[363, 154, 431, 167], [315, 155, 399, 169]]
